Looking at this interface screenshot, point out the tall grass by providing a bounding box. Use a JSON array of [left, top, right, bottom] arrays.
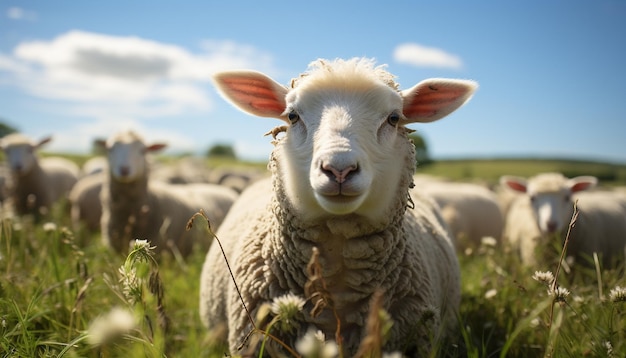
[[1, 198, 625, 357]]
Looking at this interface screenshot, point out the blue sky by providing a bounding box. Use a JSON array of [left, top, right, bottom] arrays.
[[1, 1, 625, 164]]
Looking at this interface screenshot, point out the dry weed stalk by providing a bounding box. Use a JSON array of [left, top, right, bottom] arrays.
[[187, 210, 301, 357], [305, 246, 343, 351], [543, 200, 579, 357], [353, 290, 392, 358]]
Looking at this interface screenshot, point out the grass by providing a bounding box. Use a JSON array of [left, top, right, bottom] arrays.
[[1, 157, 625, 357]]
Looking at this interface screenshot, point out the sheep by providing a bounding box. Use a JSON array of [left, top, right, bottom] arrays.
[[413, 179, 505, 248], [69, 171, 104, 232], [500, 172, 626, 267], [199, 57, 477, 356], [151, 156, 212, 184], [1, 133, 79, 219], [81, 155, 108, 176], [98, 130, 239, 257]]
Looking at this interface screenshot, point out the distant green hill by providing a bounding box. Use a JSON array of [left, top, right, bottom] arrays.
[[416, 158, 626, 185]]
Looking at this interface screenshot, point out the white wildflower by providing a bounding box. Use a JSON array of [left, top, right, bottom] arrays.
[[604, 340, 614, 357], [42, 222, 57, 232], [480, 236, 497, 247], [530, 318, 541, 328], [295, 328, 339, 358], [118, 265, 141, 305], [532, 271, 555, 286], [382, 352, 404, 358], [132, 239, 152, 251], [551, 286, 570, 303], [87, 307, 137, 346], [608, 286, 626, 303], [484, 289, 497, 300], [270, 293, 306, 333]]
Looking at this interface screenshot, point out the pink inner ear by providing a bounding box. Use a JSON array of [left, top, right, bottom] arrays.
[[147, 143, 167, 152], [570, 181, 593, 193], [505, 181, 527, 193], [403, 84, 473, 121], [221, 77, 285, 114]]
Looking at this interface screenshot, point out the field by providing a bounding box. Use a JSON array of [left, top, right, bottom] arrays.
[[1, 157, 625, 357]]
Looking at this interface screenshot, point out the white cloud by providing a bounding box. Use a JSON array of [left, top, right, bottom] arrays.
[[40, 119, 201, 155], [1, 30, 277, 119], [393, 43, 463, 69], [6, 7, 37, 21]]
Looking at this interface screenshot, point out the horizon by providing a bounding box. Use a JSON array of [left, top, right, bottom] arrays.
[[1, 1, 625, 164]]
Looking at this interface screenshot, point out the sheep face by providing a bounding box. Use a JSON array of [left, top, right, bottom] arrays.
[[213, 58, 477, 223], [101, 131, 166, 183], [501, 173, 597, 234], [1, 135, 51, 176], [281, 82, 408, 221]]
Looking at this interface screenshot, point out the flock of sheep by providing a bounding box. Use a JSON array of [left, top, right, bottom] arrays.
[[2, 57, 626, 356]]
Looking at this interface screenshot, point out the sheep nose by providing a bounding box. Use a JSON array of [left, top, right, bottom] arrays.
[[546, 221, 558, 233], [119, 166, 130, 177], [321, 162, 358, 184]]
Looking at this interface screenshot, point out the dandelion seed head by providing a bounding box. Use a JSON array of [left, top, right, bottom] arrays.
[[481, 236, 497, 247], [608, 286, 626, 303], [87, 307, 136, 346], [43, 222, 57, 232]]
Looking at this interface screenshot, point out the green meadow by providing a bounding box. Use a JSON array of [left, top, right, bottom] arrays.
[[1, 157, 625, 357]]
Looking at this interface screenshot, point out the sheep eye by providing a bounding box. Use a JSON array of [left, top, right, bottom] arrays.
[[387, 112, 401, 126], [564, 194, 571, 202], [288, 110, 300, 124]]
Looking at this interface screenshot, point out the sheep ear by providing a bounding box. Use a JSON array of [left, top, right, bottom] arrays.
[[500, 175, 528, 193], [400, 79, 478, 124], [147, 143, 167, 153], [36, 135, 53, 148], [213, 71, 289, 122], [567, 176, 597, 193], [94, 138, 107, 150]]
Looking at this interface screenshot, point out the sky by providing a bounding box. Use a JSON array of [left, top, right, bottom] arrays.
[[1, 1, 625, 164]]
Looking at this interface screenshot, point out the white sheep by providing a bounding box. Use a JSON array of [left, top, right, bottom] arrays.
[[81, 155, 108, 176], [1, 133, 79, 218], [501, 172, 626, 266], [199, 58, 477, 356], [69, 172, 104, 232], [413, 178, 505, 248], [98, 130, 239, 257]]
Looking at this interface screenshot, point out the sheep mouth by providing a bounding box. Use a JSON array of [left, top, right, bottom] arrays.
[[314, 191, 367, 215]]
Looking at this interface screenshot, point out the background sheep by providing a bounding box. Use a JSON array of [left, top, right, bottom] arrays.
[[200, 58, 476, 355], [1, 133, 79, 219], [501, 172, 626, 267], [69, 171, 104, 232], [412, 177, 505, 248], [98, 130, 239, 257]]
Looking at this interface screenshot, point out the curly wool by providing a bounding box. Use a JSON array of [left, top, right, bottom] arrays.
[[220, 132, 459, 355]]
